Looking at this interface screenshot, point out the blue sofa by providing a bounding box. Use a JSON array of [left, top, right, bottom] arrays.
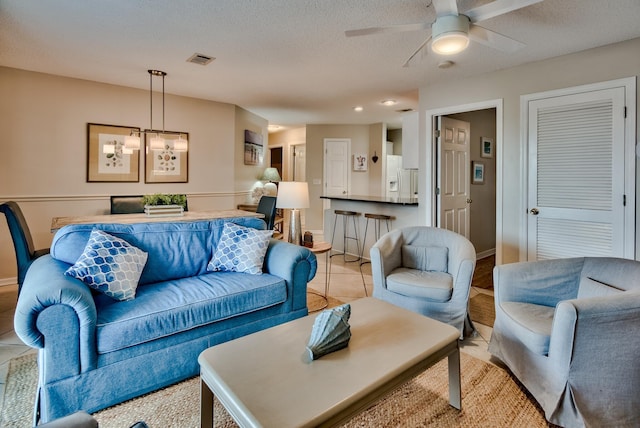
[[14, 217, 317, 423]]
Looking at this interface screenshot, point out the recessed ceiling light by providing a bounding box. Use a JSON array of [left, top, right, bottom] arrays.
[[353, 106, 364, 112], [381, 99, 397, 106]]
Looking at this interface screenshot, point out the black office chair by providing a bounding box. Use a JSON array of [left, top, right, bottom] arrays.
[[256, 196, 277, 230], [110, 195, 145, 214], [0, 201, 50, 294]]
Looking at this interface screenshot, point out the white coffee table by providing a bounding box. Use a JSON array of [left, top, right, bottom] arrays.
[[198, 297, 461, 428]]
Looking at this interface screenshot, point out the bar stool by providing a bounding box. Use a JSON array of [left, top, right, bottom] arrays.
[[359, 213, 392, 295], [330, 210, 361, 263]]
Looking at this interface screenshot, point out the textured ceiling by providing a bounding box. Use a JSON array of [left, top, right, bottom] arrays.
[[1, 0, 640, 130]]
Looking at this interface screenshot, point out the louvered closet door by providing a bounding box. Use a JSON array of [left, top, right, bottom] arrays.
[[527, 87, 626, 260]]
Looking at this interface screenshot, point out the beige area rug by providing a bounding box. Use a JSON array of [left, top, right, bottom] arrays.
[[469, 293, 496, 328], [2, 349, 552, 427]]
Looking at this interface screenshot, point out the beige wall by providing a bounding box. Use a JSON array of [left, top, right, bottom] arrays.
[[305, 124, 377, 231], [418, 37, 640, 264], [0, 67, 267, 283], [448, 109, 497, 256]]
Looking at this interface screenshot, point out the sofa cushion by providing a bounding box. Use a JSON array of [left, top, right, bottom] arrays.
[[94, 271, 287, 353], [207, 222, 272, 275], [386, 267, 453, 302], [500, 302, 555, 356], [51, 217, 266, 286], [402, 245, 448, 272], [65, 229, 148, 301], [577, 277, 624, 299]]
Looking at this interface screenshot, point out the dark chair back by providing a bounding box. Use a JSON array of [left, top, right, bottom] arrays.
[[110, 195, 145, 214], [0, 201, 50, 292], [256, 196, 277, 230]]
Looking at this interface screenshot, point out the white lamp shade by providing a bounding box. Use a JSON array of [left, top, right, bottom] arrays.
[[276, 181, 309, 209], [124, 135, 141, 150], [150, 135, 165, 150], [173, 135, 188, 151], [262, 167, 281, 182], [103, 143, 115, 154]]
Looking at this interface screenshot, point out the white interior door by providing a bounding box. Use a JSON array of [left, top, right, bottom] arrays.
[[527, 83, 632, 260], [323, 138, 350, 197], [437, 116, 471, 238], [292, 144, 306, 182]]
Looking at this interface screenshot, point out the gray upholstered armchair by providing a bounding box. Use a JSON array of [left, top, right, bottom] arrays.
[[488, 257, 640, 427], [370, 226, 476, 337]]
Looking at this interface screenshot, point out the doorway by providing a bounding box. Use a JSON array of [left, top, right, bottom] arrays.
[[427, 99, 503, 263], [269, 147, 283, 179], [436, 108, 497, 260]]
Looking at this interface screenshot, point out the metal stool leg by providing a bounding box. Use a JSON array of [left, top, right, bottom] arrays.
[[330, 210, 361, 263], [360, 214, 392, 296]]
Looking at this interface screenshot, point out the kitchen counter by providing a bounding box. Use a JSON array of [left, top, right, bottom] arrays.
[[321, 195, 420, 260], [320, 194, 418, 206]]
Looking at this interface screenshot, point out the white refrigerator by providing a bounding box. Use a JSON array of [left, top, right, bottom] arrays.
[[386, 155, 415, 198]]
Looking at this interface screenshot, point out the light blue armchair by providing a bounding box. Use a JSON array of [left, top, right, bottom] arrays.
[[488, 257, 640, 428], [370, 226, 476, 337]]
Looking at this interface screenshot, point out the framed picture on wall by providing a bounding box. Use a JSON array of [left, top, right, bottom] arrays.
[[481, 137, 494, 158], [244, 129, 264, 166], [353, 153, 368, 171], [145, 131, 189, 183], [87, 123, 140, 182], [472, 161, 485, 184]]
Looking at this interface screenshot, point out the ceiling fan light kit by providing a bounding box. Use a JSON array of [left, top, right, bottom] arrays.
[[346, 0, 542, 66], [431, 15, 470, 55]]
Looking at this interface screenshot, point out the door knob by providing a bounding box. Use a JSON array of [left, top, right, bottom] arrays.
[[530, 208, 539, 215], [466, 198, 472, 204]]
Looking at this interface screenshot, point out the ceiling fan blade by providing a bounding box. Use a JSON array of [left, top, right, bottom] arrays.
[[432, 0, 459, 17], [465, 0, 543, 23], [402, 35, 432, 68], [345, 22, 430, 37], [469, 24, 525, 53]]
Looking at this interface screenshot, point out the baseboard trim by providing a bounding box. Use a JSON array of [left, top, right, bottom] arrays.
[[477, 249, 496, 260]]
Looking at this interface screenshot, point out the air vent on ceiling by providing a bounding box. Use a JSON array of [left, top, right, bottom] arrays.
[[187, 53, 215, 66], [396, 108, 415, 113]]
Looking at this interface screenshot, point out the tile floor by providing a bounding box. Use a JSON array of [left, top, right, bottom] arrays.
[[0, 244, 496, 410]]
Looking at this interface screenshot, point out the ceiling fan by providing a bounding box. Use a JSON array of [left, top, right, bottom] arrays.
[[345, 0, 543, 67]]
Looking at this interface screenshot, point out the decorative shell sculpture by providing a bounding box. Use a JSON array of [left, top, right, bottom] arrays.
[[306, 304, 351, 360]]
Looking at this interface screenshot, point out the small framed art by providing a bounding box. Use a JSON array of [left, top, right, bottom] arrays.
[[145, 131, 189, 183], [244, 129, 264, 166], [353, 153, 367, 171], [472, 161, 485, 184], [481, 137, 494, 158], [87, 123, 140, 182]]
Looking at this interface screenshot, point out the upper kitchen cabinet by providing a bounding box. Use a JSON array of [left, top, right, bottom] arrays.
[[402, 111, 418, 169]]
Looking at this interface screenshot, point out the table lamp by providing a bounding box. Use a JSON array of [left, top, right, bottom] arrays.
[[261, 168, 281, 196], [276, 181, 309, 245]]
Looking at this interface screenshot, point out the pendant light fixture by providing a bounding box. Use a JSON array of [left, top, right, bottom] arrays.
[[124, 69, 188, 152]]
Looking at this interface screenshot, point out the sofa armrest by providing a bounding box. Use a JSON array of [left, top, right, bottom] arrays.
[[263, 239, 317, 311], [494, 257, 584, 307], [14, 255, 98, 380], [370, 229, 403, 290]]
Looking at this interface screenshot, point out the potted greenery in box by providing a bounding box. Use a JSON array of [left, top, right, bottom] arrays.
[[142, 193, 187, 217]]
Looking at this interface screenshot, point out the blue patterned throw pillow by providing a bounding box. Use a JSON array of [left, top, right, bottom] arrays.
[[207, 222, 273, 275], [65, 229, 148, 301]]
